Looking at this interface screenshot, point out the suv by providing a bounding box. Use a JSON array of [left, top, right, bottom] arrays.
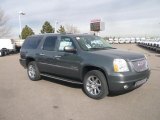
[[20, 34, 150, 99]]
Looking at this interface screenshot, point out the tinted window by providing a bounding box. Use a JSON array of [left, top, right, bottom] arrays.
[[75, 35, 112, 51], [43, 36, 57, 51], [22, 36, 42, 49], [58, 36, 75, 51]]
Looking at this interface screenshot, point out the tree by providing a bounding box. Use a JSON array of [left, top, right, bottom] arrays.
[[41, 21, 54, 33], [57, 25, 66, 33], [65, 24, 80, 34], [0, 8, 10, 38], [21, 25, 34, 39]]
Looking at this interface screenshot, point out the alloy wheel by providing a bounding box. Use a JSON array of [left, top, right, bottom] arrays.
[[86, 76, 102, 96], [28, 65, 36, 79]]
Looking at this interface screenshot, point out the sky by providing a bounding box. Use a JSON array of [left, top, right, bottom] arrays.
[[1, 0, 160, 38]]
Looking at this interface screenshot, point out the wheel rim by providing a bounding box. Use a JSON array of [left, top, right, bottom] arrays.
[[28, 65, 36, 79], [86, 75, 102, 96]]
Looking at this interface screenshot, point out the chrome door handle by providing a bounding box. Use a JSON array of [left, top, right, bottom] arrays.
[[40, 53, 45, 56], [55, 55, 61, 58]]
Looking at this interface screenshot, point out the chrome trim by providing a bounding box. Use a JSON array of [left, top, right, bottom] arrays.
[[40, 73, 82, 84], [131, 59, 148, 72], [38, 62, 79, 71], [39, 53, 45, 56], [86, 75, 102, 95], [129, 58, 145, 62], [55, 55, 61, 58]]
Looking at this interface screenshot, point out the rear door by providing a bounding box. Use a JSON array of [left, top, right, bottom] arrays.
[[37, 35, 58, 74]]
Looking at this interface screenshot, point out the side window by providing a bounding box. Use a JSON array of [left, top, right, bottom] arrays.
[[43, 36, 57, 51], [22, 36, 42, 49], [58, 36, 75, 51]]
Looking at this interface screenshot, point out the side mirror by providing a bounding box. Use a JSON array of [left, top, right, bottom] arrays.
[[64, 46, 76, 53]]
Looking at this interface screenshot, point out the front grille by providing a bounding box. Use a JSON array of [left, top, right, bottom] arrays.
[[131, 59, 148, 72]]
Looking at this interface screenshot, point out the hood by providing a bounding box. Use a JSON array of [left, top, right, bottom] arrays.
[[90, 49, 145, 61]]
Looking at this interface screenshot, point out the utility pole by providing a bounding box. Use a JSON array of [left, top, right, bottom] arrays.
[[18, 11, 25, 38]]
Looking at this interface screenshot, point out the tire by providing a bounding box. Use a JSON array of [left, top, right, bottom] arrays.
[[1, 49, 7, 56], [1, 50, 5, 56], [4, 51, 7, 56], [83, 70, 108, 99], [0, 51, 2, 57], [27, 61, 41, 81]]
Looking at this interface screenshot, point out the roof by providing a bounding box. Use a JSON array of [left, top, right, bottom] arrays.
[[29, 33, 94, 38]]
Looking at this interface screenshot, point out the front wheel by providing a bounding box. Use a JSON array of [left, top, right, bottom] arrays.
[[27, 61, 41, 81], [83, 70, 108, 99]]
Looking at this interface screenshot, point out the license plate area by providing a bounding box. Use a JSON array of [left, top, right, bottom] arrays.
[[135, 78, 147, 87]]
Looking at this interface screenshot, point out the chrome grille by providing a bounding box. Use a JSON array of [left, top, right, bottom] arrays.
[[132, 59, 148, 72]]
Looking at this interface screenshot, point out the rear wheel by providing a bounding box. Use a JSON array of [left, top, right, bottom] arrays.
[[0, 51, 2, 57], [0, 50, 5, 56], [83, 70, 108, 99], [4, 51, 7, 56], [27, 61, 41, 81]]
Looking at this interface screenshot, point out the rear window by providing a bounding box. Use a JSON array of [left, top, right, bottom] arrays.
[[43, 36, 57, 51], [22, 36, 43, 49]]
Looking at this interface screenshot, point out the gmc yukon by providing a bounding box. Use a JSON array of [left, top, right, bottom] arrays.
[[20, 34, 150, 99]]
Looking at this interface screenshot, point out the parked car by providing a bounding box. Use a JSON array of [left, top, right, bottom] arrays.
[[14, 39, 25, 52], [135, 38, 141, 43], [119, 38, 125, 44], [125, 38, 131, 43], [137, 38, 160, 53], [20, 34, 150, 99], [108, 38, 113, 44], [130, 38, 136, 44], [155, 41, 160, 52], [150, 40, 160, 50], [0, 39, 16, 56], [113, 38, 119, 44]]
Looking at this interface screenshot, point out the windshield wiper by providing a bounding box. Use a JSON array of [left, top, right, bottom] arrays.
[[89, 48, 105, 50], [89, 47, 115, 50], [105, 47, 116, 49]]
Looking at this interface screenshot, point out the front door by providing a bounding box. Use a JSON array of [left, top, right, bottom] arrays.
[[53, 36, 81, 80]]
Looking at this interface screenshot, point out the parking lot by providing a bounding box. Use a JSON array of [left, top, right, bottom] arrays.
[[0, 44, 160, 120]]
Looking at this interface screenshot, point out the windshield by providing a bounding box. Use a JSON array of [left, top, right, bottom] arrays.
[[75, 35, 112, 51]]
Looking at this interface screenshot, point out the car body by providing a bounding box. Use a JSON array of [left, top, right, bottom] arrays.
[[108, 38, 114, 44], [137, 38, 160, 53], [113, 38, 119, 44], [119, 38, 125, 44], [14, 39, 25, 52], [125, 38, 131, 43], [130, 38, 136, 43], [20, 34, 150, 99], [135, 38, 141, 43], [0, 39, 16, 56], [150, 40, 160, 50], [156, 41, 160, 52]]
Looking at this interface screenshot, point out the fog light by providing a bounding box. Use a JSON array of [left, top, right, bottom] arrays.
[[124, 85, 128, 89]]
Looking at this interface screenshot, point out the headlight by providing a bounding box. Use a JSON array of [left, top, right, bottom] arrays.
[[113, 59, 129, 72]]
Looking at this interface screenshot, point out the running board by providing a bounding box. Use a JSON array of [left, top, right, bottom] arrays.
[[40, 73, 83, 84]]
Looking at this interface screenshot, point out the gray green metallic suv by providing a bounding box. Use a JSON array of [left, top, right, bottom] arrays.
[[20, 34, 150, 99]]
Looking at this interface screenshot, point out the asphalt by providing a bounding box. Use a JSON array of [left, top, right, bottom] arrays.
[[0, 44, 160, 120]]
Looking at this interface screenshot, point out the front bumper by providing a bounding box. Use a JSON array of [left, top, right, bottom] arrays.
[[107, 69, 150, 93]]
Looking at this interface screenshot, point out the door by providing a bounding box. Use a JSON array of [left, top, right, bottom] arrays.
[[37, 36, 58, 74], [53, 36, 82, 80]]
